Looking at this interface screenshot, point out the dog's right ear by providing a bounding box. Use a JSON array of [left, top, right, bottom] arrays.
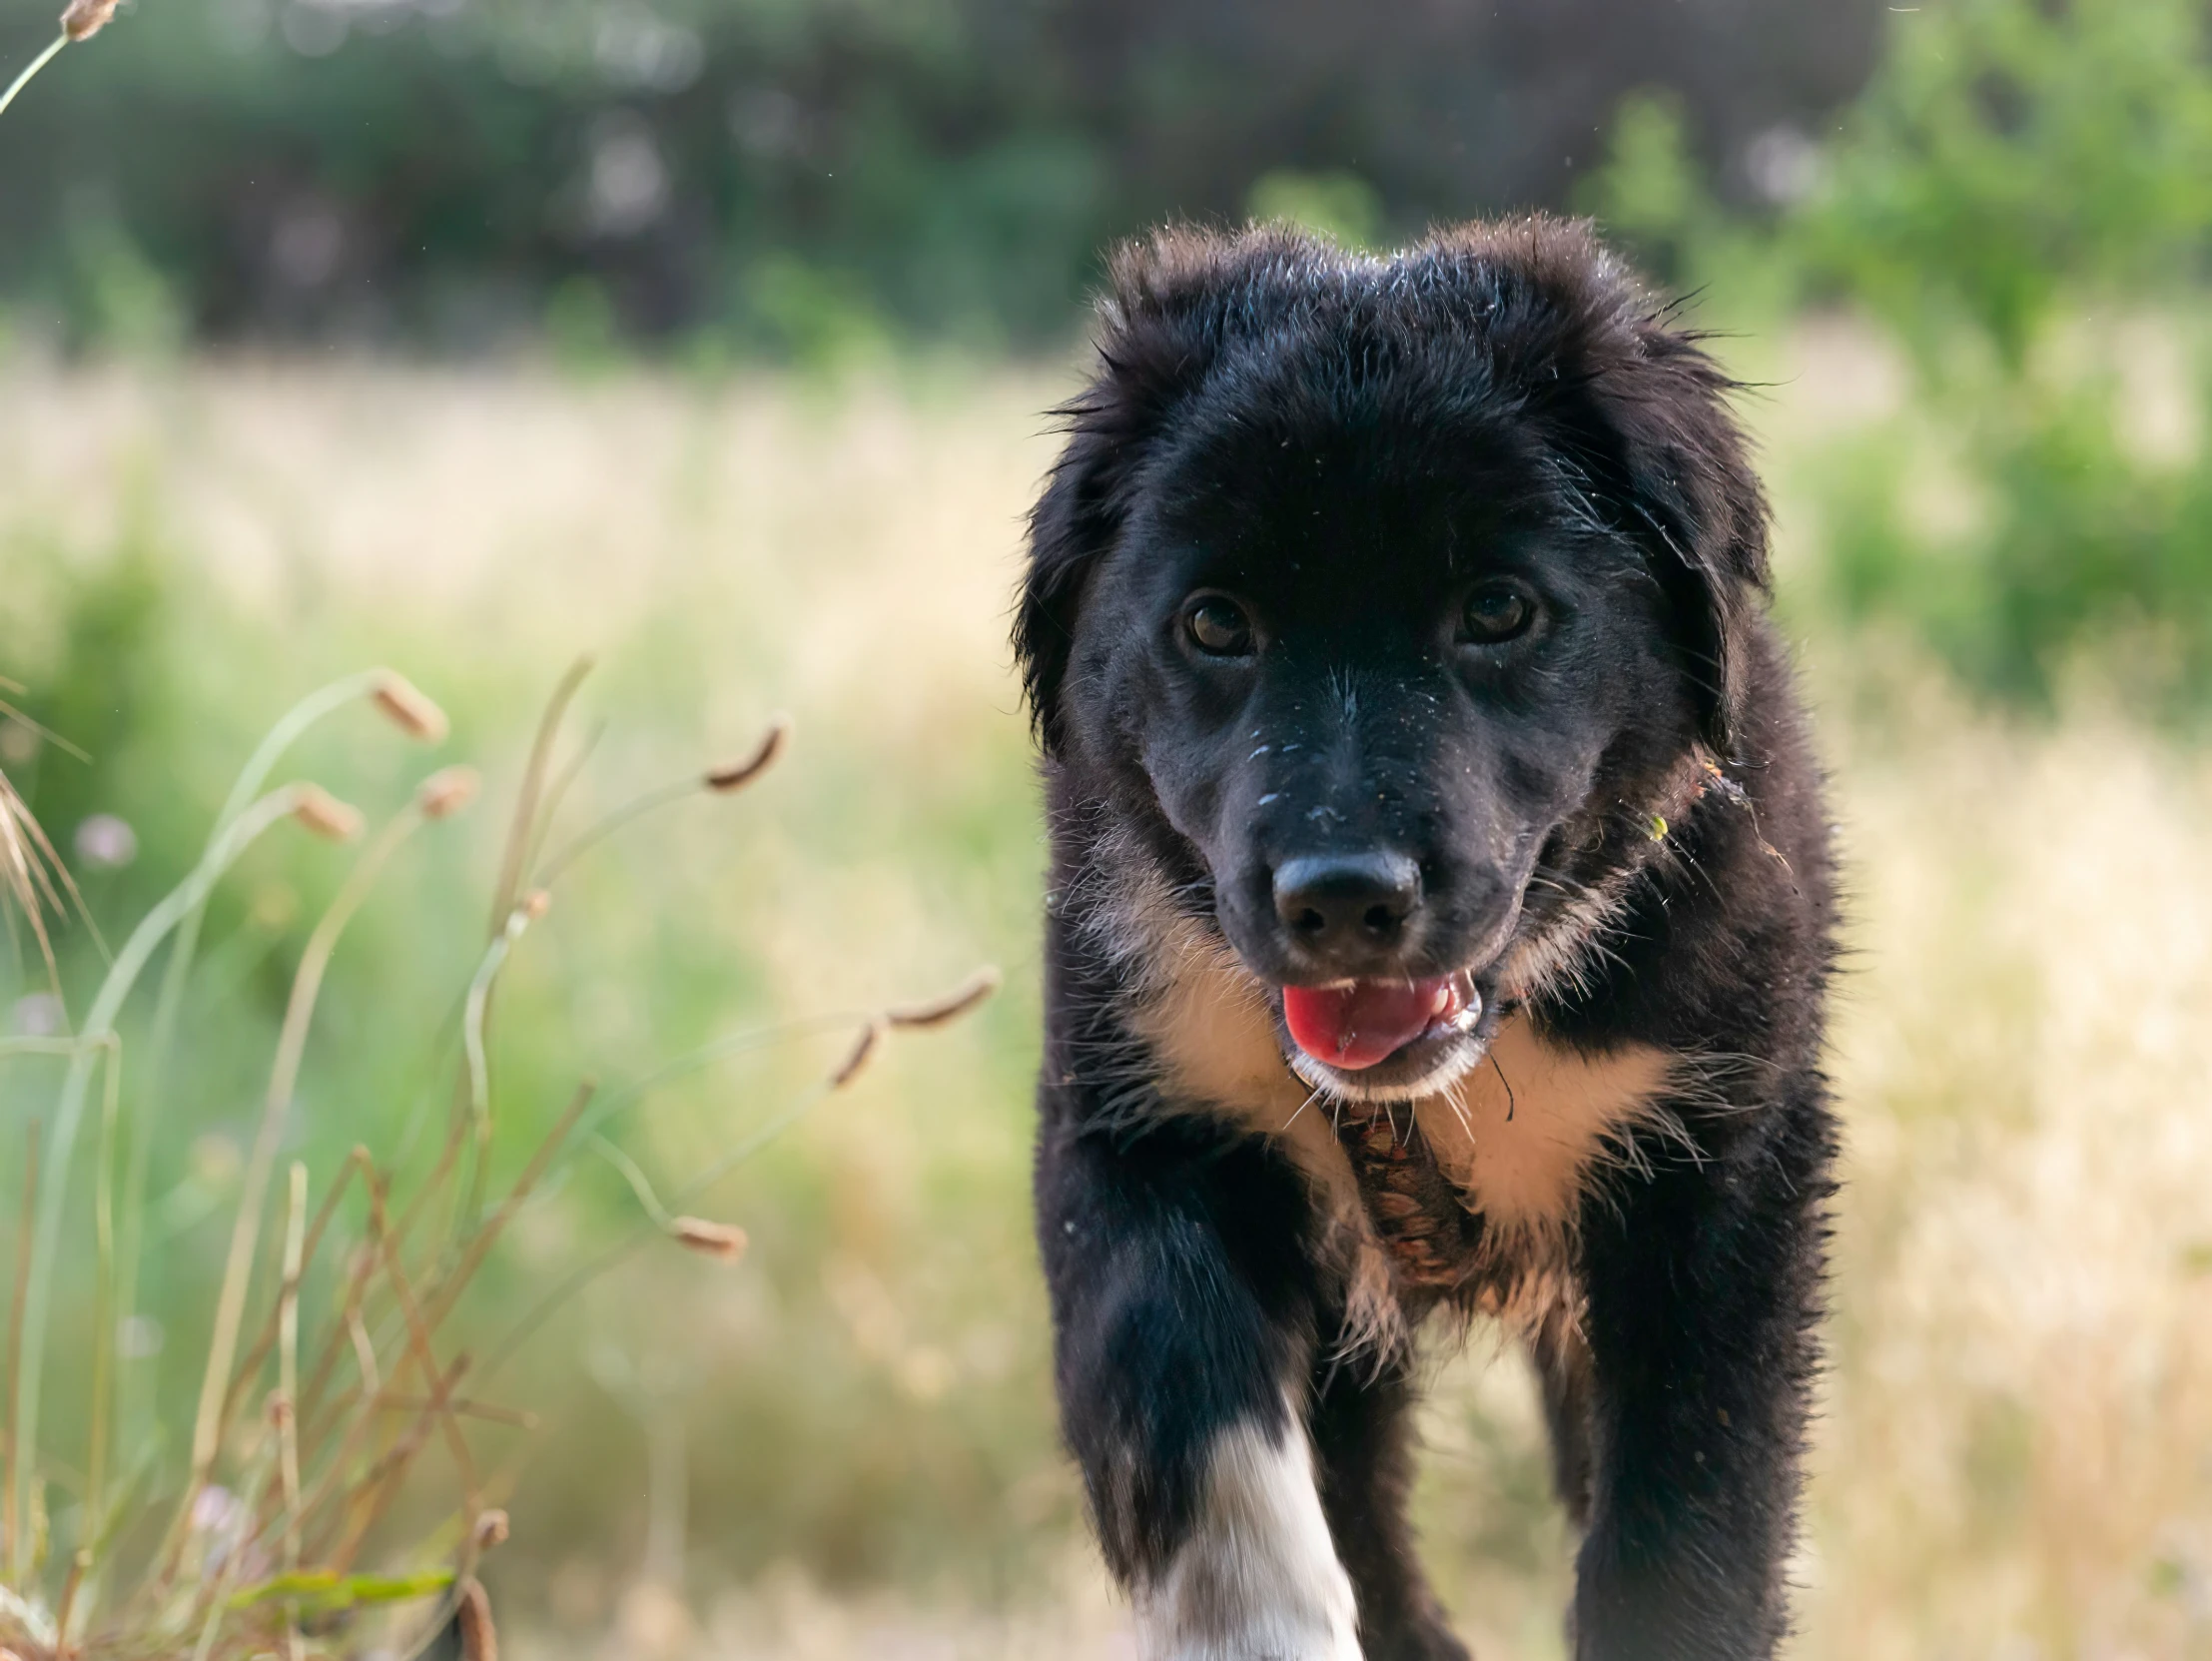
[[1016, 232, 1250, 759]]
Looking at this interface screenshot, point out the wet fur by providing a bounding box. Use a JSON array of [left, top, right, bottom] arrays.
[[1023, 218, 1838, 1659]]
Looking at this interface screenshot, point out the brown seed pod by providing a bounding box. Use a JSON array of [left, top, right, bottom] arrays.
[[59, 0, 117, 41], [416, 765, 480, 821], [704, 714, 791, 792], [519, 888, 551, 921], [829, 1019, 884, 1090], [886, 965, 1002, 1030], [293, 785, 365, 843], [670, 1217, 749, 1262], [472, 1508, 510, 1552], [371, 671, 449, 744]]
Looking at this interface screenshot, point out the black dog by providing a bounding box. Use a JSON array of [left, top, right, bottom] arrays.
[[1015, 218, 1837, 1660]]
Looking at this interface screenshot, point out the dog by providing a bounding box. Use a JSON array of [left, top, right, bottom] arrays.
[[1014, 217, 1838, 1660]]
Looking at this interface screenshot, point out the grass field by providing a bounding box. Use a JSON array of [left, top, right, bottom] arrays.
[[4, 339, 2212, 1659]]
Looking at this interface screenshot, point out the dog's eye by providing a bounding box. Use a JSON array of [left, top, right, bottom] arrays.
[[1184, 595, 1255, 657], [1459, 582, 1535, 645]]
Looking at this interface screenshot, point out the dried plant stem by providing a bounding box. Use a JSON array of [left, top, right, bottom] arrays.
[[364, 1178, 478, 1495], [325, 1350, 471, 1574], [279, 1163, 309, 1570], [185, 806, 428, 1521], [412, 1082, 595, 1349], [12, 783, 309, 1589]]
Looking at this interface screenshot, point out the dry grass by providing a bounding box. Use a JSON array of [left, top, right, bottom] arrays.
[[3, 343, 2211, 1657]]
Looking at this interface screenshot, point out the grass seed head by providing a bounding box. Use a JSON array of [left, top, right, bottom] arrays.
[[371, 670, 450, 744], [671, 1217, 749, 1262], [472, 1508, 510, 1552], [705, 713, 791, 792], [59, 0, 117, 40], [416, 765, 480, 820], [520, 887, 551, 920], [887, 965, 1002, 1030], [293, 784, 365, 843], [830, 1018, 884, 1090]]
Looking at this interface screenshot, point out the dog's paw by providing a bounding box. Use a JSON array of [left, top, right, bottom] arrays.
[[1132, 1417, 1361, 1661]]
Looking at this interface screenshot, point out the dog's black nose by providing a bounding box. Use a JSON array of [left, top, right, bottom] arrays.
[[1272, 851, 1423, 959]]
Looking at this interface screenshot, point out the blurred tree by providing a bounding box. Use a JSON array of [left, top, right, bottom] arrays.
[[1783, 0, 2212, 715], [1801, 0, 2212, 372], [0, 0, 1883, 351]]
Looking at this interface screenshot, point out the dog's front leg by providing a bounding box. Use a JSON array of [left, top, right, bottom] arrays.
[[1039, 1115, 1361, 1661], [1569, 1088, 1833, 1661]]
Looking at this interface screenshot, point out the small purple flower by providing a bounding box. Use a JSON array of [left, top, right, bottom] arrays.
[[74, 813, 138, 870]]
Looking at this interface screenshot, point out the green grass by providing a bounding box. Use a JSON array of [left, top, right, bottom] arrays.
[[3, 354, 2212, 1658]]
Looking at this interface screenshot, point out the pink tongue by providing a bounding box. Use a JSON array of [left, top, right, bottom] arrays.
[[1282, 977, 1458, 1070]]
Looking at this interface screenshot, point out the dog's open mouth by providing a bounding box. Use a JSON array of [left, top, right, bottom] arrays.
[[1282, 974, 1476, 1070]]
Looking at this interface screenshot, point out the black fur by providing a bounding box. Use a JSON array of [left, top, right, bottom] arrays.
[[1020, 218, 1837, 1660]]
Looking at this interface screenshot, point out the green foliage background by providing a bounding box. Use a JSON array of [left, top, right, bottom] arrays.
[[10, 0, 2212, 1649]]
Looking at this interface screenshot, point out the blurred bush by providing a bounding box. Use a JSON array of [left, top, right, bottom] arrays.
[[1586, 0, 2212, 719], [0, 0, 1882, 355], [1794, 0, 2212, 715]]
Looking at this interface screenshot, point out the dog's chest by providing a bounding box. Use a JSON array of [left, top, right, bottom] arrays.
[[1129, 945, 1672, 1267]]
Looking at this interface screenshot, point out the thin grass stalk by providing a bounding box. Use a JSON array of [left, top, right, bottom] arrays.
[[324, 1353, 469, 1575], [486, 656, 589, 937], [12, 783, 309, 1590], [530, 712, 789, 896], [266, 1217, 414, 1574], [0, 35, 66, 122], [279, 1162, 307, 1661], [566, 1013, 852, 1149], [52, 1545, 85, 1642], [184, 1433, 279, 1661], [528, 777, 698, 891], [215, 1149, 369, 1472], [362, 1183, 478, 1520], [456, 899, 543, 1231], [517, 720, 604, 884], [407, 663, 584, 1259], [481, 1076, 838, 1385], [122, 670, 429, 1468], [187, 807, 428, 1510], [409, 1083, 593, 1355], [84, 1036, 121, 1571], [5, 1121, 35, 1582], [481, 967, 992, 1385]]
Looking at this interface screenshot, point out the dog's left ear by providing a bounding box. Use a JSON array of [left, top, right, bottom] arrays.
[[1553, 310, 1773, 757], [1016, 229, 1263, 759]]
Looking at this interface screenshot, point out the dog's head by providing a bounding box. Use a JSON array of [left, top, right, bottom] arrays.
[[1018, 219, 1771, 1101]]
